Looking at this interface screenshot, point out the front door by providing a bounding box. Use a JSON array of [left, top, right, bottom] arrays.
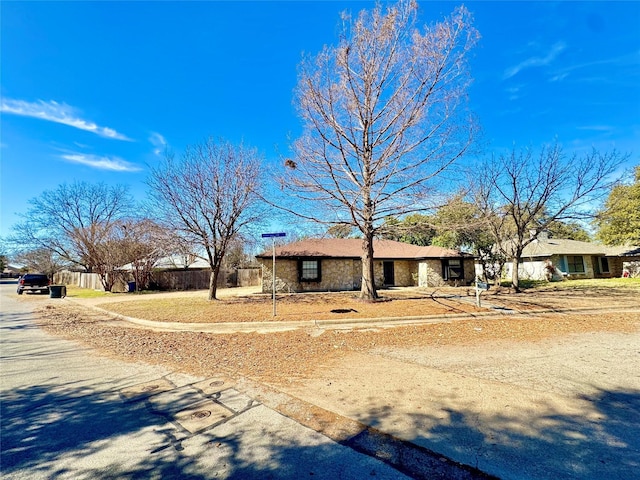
[[383, 261, 395, 286]]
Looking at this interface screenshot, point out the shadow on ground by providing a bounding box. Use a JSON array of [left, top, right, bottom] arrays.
[[355, 385, 640, 480], [0, 377, 419, 479]]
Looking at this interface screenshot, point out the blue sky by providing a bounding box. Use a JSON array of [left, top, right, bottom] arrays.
[[2, 1, 639, 239]]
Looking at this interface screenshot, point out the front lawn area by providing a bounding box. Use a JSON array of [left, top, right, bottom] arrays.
[[71, 278, 640, 324], [65, 286, 112, 299], [97, 289, 485, 323], [531, 277, 640, 290]]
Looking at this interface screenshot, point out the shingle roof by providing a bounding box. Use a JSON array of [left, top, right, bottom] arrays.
[[256, 238, 471, 259], [522, 238, 607, 257], [604, 245, 640, 257]]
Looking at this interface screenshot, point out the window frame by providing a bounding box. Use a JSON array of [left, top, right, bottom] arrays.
[[598, 256, 610, 274], [566, 255, 585, 274], [442, 258, 464, 281], [298, 259, 322, 282]]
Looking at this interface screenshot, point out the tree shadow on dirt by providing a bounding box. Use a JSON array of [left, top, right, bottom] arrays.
[[357, 386, 640, 480]]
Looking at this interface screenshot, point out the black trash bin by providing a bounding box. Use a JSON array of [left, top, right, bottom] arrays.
[[49, 285, 67, 298], [127, 281, 137, 293]]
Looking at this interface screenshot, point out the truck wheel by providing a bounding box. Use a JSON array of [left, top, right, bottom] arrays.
[[17, 290, 23, 295]]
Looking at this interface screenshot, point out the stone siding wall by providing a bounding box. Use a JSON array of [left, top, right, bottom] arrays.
[[259, 258, 360, 293], [463, 259, 476, 284], [259, 257, 474, 292], [391, 260, 414, 286], [418, 259, 475, 286]]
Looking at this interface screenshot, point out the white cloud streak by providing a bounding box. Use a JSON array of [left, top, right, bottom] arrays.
[[503, 42, 567, 80], [149, 132, 168, 155], [0, 98, 131, 141], [60, 153, 141, 172]]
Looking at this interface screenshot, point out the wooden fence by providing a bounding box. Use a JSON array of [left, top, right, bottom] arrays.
[[54, 271, 104, 290], [54, 267, 261, 292]]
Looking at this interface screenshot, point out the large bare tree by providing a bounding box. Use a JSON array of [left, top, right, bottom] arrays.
[[473, 144, 627, 291], [148, 138, 264, 300], [282, 0, 478, 300], [10, 181, 133, 275]]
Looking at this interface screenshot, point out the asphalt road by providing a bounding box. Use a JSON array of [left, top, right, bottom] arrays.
[[0, 282, 414, 480]]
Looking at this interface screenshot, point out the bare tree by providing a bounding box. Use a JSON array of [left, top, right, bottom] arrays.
[[474, 144, 627, 291], [147, 138, 264, 300], [9, 182, 133, 275], [13, 248, 68, 279], [103, 218, 171, 292], [281, 1, 478, 300]]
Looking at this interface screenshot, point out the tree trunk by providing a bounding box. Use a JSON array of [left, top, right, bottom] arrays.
[[360, 233, 378, 300], [511, 256, 520, 292], [208, 268, 218, 301]]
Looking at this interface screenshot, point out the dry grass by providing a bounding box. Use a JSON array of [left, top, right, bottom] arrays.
[[94, 281, 640, 324], [98, 289, 486, 323]]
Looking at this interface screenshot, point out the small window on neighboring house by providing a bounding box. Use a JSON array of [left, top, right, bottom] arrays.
[[299, 260, 321, 282], [567, 255, 585, 274], [599, 257, 610, 273], [443, 258, 463, 280]]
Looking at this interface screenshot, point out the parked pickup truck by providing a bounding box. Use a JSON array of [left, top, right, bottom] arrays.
[[17, 274, 50, 295]]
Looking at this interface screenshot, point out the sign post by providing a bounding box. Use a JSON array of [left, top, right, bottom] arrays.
[[261, 233, 286, 316]]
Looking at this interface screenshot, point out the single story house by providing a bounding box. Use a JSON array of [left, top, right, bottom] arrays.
[[496, 232, 640, 281], [1, 265, 22, 278], [255, 238, 475, 293]]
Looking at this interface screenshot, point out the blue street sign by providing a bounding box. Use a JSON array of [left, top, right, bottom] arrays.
[[262, 232, 286, 238]]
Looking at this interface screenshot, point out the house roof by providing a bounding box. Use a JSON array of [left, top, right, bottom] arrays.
[[256, 238, 471, 260], [519, 235, 640, 258], [521, 238, 607, 257], [604, 245, 640, 257], [119, 254, 210, 271]]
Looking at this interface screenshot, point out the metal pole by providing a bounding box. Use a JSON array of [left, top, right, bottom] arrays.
[[272, 237, 276, 316]]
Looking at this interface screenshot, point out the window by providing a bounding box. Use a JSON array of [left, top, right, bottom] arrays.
[[566, 255, 585, 274], [442, 258, 463, 280], [299, 260, 321, 282], [599, 257, 610, 274]]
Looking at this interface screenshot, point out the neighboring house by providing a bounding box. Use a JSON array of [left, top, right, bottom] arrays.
[[120, 254, 260, 290], [494, 232, 640, 281], [1, 265, 22, 278], [255, 238, 475, 293]]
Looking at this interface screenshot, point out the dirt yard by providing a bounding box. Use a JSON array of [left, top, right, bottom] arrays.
[[25, 284, 640, 479], [31, 284, 640, 385], [51, 282, 640, 324]]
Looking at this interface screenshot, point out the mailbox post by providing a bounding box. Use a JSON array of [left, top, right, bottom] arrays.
[[261, 232, 286, 316], [475, 279, 490, 307]]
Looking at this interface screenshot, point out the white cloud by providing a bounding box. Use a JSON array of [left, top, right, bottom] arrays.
[[0, 98, 131, 141], [149, 132, 168, 155], [504, 42, 567, 80], [60, 153, 141, 172], [549, 72, 569, 82]]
